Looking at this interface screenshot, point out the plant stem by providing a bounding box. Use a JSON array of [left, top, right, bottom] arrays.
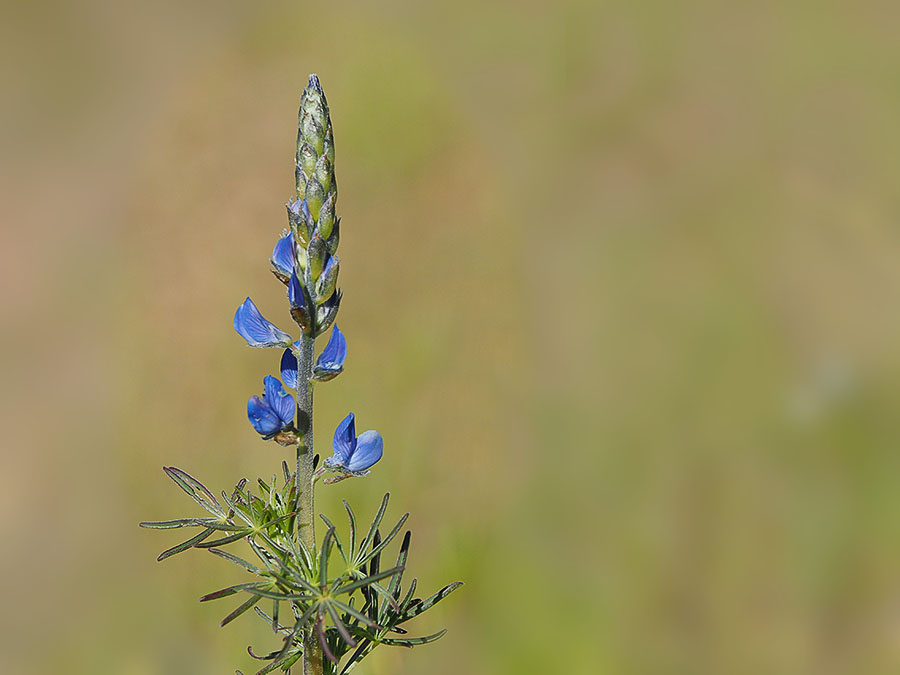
[[295, 332, 323, 675]]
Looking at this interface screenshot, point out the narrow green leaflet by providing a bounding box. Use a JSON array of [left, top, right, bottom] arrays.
[[139, 517, 217, 529], [163, 466, 225, 518], [196, 530, 251, 548], [208, 548, 265, 575], [381, 629, 447, 647], [355, 494, 390, 565], [200, 583, 264, 603], [343, 499, 357, 558], [334, 566, 404, 596], [358, 513, 408, 568], [319, 514, 348, 564], [157, 527, 214, 561], [400, 582, 463, 621], [221, 594, 262, 627]]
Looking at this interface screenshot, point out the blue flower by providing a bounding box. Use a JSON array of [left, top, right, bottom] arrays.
[[288, 271, 307, 310], [280, 326, 347, 387], [313, 325, 346, 381], [280, 341, 301, 389], [324, 412, 383, 474], [247, 375, 295, 437], [234, 298, 293, 348], [271, 232, 295, 279]]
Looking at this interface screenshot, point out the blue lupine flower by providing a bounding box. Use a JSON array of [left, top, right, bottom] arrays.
[[234, 298, 293, 348], [280, 341, 301, 389], [280, 326, 347, 387], [247, 375, 295, 436], [288, 271, 306, 310], [271, 232, 295, 278], [313, 325, 346, 381], [324, 412, 383, 474]]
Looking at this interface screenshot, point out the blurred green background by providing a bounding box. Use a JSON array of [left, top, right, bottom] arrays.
[[3, 0, 900, 673]]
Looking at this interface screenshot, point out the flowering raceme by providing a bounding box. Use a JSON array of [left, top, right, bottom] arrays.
[[142, 74, 460, 675]]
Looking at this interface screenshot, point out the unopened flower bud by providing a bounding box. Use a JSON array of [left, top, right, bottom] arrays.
[[315, 290, 341, 336], [287, 199, 312, 246], [288, 272, 312, 333], [317, 193, 336, 240], [307, 232, 327, 281], [315, 154, 332, 193], [315, 255, 339, 304], [305, 177, 326, 221], [326, 219, 340, 256]]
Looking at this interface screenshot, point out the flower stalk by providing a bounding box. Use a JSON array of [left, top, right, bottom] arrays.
[[293, 333, 320, 675]]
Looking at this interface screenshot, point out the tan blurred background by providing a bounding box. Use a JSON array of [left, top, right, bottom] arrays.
[[3, 0, 900, 673]]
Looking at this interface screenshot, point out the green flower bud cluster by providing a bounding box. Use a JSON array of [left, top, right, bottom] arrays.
[[287, 74, 341, 337]]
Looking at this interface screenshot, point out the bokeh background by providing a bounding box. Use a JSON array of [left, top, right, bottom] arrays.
[[3, 1, 900, 673]]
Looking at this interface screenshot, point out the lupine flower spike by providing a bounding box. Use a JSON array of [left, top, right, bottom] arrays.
[[142, 73, 461, 675]]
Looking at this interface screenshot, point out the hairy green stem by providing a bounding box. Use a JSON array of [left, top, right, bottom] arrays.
[[294, 332, 323, 675]]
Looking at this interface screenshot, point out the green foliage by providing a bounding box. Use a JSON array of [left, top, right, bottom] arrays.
[[142, 468, 461, 674]]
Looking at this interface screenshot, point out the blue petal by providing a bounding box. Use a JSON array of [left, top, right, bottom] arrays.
[[263, 375, 295, 426], [248, 396, 282, 435], [347, 430, 383, 472], [315, 325, 347, 373], [321, 254, 338, 279], [332, 412, 356, 464], [280, 344, 299, 389], [234, 298, 293, 348], [271, 233, 295, 276], [288, 272, 306, 309]]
